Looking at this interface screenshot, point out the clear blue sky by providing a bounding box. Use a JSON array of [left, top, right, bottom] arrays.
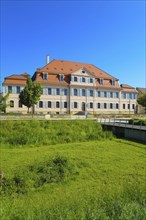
[[1, 0, 145, 89]]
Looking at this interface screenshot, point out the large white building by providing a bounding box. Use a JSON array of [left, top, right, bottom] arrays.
[[3, 57, 138, 115]]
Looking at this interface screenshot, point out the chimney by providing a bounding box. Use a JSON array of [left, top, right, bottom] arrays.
[[46, 55, 50, 64]]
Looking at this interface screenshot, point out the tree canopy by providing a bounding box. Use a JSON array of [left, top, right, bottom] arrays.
[[0, 93, 9, 112], [137, 93, 146, 108], [19, 76, 43, 113]]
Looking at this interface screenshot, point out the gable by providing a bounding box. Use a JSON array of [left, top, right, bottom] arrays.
[[70, 67, 95, 78]]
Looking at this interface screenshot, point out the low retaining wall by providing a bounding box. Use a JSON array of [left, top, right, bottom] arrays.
[[102, 124, 146, 143]]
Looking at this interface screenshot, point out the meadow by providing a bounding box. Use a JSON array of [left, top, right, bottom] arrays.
[[0, 120, 146, 220]]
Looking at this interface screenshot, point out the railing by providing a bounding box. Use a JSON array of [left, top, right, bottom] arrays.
[[98, 118, 146, 131]]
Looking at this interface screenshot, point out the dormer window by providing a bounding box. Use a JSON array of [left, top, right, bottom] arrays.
[[99, 78, 103, 85], [59, 74, 64, 81], [74, 76, 78, 82], [43, 73, 48, 80], [111, 80, 115, 86]]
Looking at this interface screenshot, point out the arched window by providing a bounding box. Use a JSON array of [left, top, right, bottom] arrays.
[[10, 100, 14, 108], [39, 101, 43, 108]]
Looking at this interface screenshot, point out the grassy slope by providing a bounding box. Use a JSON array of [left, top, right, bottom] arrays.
[[1, 139, 146, 219]]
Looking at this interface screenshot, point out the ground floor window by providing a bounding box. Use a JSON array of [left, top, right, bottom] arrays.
[[123, 104, 125, 109], [48, 101, 51, 108], [116, 103, 119, 109], [74, 102, 77, 108], [104, 103, 107, 109], [110, 103, 113, 109], [56, 102, 60, 108], [10, 100, 14, 108], [64, 102, 67, 108], [90, 102, 93, 108], [39, 101, 43, 108]]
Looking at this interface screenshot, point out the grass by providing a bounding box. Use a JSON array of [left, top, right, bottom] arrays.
[[0, 120, 146, 219], [0, 120, 113, 147], [1, 139, 146, 219]]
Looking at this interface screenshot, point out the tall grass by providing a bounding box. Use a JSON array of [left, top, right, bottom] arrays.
[[0, 120, 113, 147]]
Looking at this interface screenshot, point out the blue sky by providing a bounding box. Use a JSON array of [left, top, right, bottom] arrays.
[[1, 0, 145, 89]]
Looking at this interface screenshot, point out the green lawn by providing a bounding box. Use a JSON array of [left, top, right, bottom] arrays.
[[1, 139, 146, 220]]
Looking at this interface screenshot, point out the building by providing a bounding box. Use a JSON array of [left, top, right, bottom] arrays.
[[136, 87, 146, 114], [3, 57, 138, 115]]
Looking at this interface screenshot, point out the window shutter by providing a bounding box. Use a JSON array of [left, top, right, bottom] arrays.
[[77, 102, 79, 109], [53, 88, 56, 95]]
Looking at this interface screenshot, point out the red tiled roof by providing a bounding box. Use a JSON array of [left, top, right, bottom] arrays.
[[3, 73, 29, 85], [136, 88, 146, 94], [120, 84, 135, 89], [38, 59, 118, 80]]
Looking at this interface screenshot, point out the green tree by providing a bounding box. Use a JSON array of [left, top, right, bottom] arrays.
[[0, 93, 9, 113], [19, 76, 42, 114], [137, 94, 146, 108]]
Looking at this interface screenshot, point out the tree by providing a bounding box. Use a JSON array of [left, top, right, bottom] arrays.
[[137, 94, 146, 108], [19, 76, 43, 113], [0, 93, 9, 113]]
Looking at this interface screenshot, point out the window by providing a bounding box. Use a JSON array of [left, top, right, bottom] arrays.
[[129, 93, 132, 99], [110, 103, 113, 109], [16, 86, 20, 94], [123, 104, 125, 109], [111, 80, 115, 86], [97, 103, 100, 109], [74, 76, 78, 82], [104, 91, 107, 98], [74, 102, 78, 108], [90, 102, 93, 108], [8, 86, 12, 93], [116, 92, 119, 98], [39, 101, 43, 108], [133, 94, 137, 99], [56, 88, 60, 95], [99, 78, 103, 85], [90, 78, 93, 83], [74, 88, 78, 96], [19, 101, 22, 108], [104, 103, 107, 109], [48, 88, 52, 95], [43, 74, 47, 80], [82, 89, 86, 96], [90, 90, 93, 97], [82, 77, 86, 83], [110, 92, 113, 98], [97, 91, 101, 97], [123, 92, 126, 99], [64, 102, 67, 108], [128, 104, 130, 109], [48, 101, 51, 108], [132, 104, 135, 110], [64, 89, 68, 96], [59, 74, 64, 81], [10, 100, 14, 108], [116, 103, 119, 109], [56, 102, 60, 108]]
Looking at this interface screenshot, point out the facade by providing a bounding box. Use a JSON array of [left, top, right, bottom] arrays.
[[136, 87, 146, 114], [3, 58, 138, 115]]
